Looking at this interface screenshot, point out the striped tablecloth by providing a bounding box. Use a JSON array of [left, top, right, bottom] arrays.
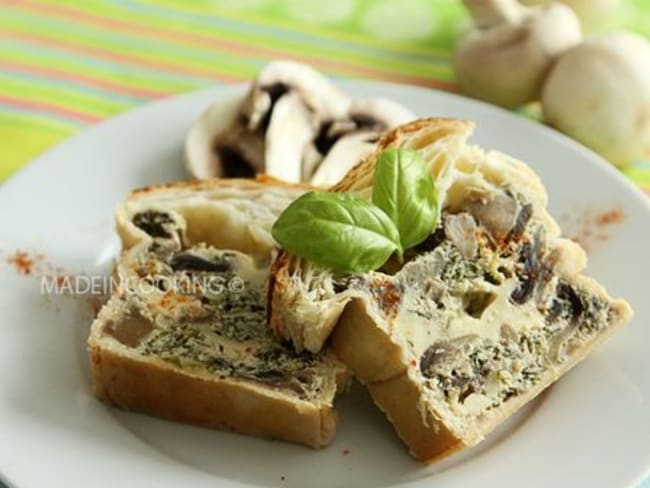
[[0, 2, 649, 486], [1, 0, 650, 194]]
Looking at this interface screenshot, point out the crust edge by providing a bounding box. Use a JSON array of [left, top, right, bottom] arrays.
[[89, 335, 339, 449]]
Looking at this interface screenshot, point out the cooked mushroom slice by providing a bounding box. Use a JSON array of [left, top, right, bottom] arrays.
[[169, 252, 232, 273], [307, 98, 416, 185], [467, 191, 519, 240], [348, 97, 416, 131], [252, 60, 350, 120], [445, 213, 478, 260], [184, 93, 256, 179], [310, 131, 377, 186], [185, 61, 350, 181], [265, 92, 316, 183]]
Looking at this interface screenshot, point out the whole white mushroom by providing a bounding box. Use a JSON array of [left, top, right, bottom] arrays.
[[454, 0, 582, 108], [542, 32, 650, 166], [520, 0, 621, 32]]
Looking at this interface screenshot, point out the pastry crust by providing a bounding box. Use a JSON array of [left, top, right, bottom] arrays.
[[331, 298, 464, 461], [89, 326, 338, 448], [116, 176, 308, 255]]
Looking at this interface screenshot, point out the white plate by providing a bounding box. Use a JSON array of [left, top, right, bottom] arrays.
[[1, 81, 649, 488]]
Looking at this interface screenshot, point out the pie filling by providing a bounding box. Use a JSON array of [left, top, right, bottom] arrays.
[[333, 188, 618, 421], [115, 216, 333, 400]]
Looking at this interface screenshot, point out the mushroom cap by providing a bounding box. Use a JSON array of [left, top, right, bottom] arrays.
[[542, 32, 650, 165], [184, 92, 251, 179], [454, 2, 581, 108], [254, 60, 351, 119], [520, 0, 621, 31]]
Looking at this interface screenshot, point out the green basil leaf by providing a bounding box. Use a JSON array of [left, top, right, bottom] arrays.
[[372, 148, 438, 250], [272, 191, 401, 273]]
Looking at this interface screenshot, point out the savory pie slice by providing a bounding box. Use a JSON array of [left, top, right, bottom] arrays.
[[89, 178, 348, 448], [269, 118, 632, 460]]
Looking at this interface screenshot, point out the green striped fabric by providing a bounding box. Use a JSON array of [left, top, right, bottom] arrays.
[[1, 0, 649, 196]]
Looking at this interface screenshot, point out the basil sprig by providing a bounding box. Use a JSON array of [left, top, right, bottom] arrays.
[[372, 148, 437, 250], [271, 148, 437, 272], [271, 192, 401, 272]]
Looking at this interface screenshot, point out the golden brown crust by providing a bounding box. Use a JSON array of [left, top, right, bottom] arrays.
[[130, 175, 311, 199], [268, 251, 296, 338], [267, 250, 286, 335], [89, 341, 338, 448], [331, 118, 473, 193], [368, 376, 465, 463], [331, 298, 465, 461], [331, 298, 406, 383]]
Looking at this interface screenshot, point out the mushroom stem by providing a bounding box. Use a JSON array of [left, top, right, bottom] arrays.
[[463, 0, 528, 28]]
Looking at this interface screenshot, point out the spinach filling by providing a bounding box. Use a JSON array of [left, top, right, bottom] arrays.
[[136, 245, 325, 400], [409, 192, 612, 412]]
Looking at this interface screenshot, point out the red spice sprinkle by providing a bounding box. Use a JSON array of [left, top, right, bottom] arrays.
[[341, 448, 350, 456], [4, 250, 106, 316], [562, 206, 625, 254], [6, 250, 38, 275], [160, 290, 174, 308], [410, 359, 417, 367], [595, 208, 624, 226]]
